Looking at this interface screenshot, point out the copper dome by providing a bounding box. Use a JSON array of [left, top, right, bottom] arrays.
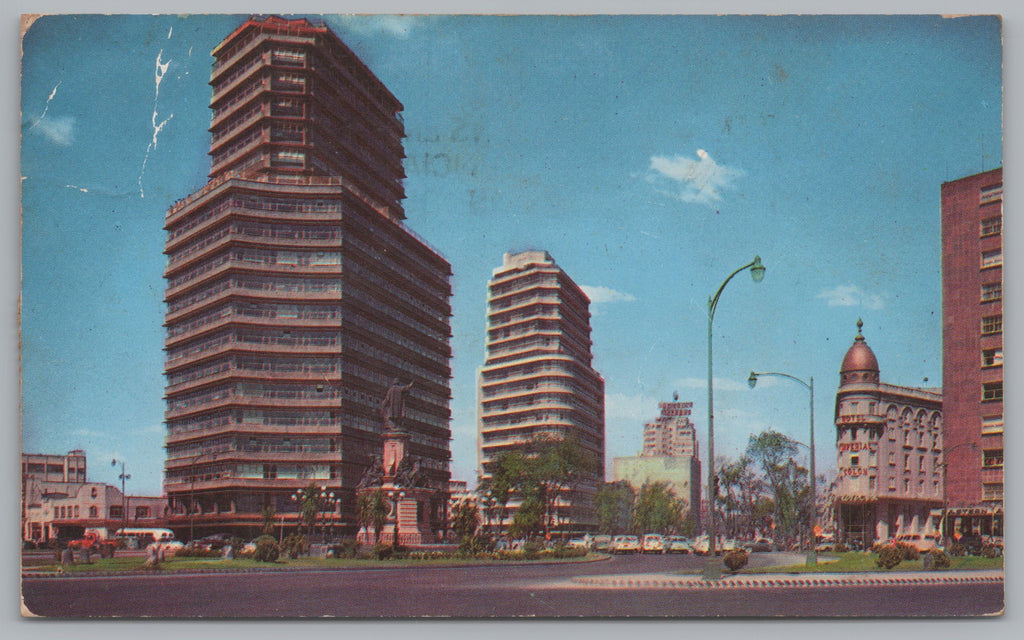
[[840, 318, 879, 373]]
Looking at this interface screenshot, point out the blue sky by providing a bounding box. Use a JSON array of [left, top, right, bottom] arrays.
[[19, 13, 1003, 496]]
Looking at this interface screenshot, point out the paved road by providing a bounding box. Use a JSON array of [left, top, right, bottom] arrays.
[[21, 553, 1004, 618]]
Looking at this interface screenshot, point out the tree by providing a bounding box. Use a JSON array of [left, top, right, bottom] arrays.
[[595, 481, 636, 534], [294, 483, 323, 541], [631, 482, 685, 534], [529, 433, 600, 538], [480, 451, 529, 538], [451, 500, 480, 542], [261, 505, 277, 537], [746, 430, 807, 544], [357, 489, 390, 544]]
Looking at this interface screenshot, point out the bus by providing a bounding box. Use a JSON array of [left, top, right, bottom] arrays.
[[114, 527, 175, 549]]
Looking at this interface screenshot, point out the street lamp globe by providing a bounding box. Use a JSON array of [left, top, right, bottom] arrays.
[[750, 255, 766, 283], [748, 371, 759, 388]]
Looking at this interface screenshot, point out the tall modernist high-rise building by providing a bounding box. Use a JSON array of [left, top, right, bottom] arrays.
[[477, 251, 605, 530], [162, 16, 452, 537], [940, 167, 1003, 537]]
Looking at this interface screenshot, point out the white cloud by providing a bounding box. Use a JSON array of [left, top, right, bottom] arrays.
[[818, 284, 886, 310], [645, 148, 744, 205], [580, 285, 636, 305], [605, 392, 657, 423], [333, 15, 426, 39], [31, 115, 75, 146]]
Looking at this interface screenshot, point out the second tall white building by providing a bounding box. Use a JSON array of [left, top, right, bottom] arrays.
[[478, 251, 605, 530]]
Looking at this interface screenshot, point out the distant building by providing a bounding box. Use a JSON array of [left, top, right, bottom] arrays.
[[477, 251, 605, 531], [940, 168, 1004, 539], [612, 398, 701, 518], [161, 16, 453, 539], [642, 399, 697, 458], [21, 450, 167, 543], [832, 320, 943, 547]]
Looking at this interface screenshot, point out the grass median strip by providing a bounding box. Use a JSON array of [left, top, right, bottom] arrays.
[[740, 552, 1003, 574], [25, 552, 603, 575]]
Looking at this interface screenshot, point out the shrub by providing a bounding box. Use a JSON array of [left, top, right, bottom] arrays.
[[870, 542, 887, 554], [228, 536, 245, 552], [833, 542, 848, 553], [723, 549, 749, 573], [929, 549, 951, 569], [372, 542, 393, 560], [522, 540, 544, 559], [948, 542, 967, 557], [329, 539, 360, 559], [458, 534, 496, 556], [281, 533, 308, 559], [875, 544, 903, 570], [895, 542, 920, 561], [253, 536, 280, 563], [175, 547, 223, 558], [981, 544, 1001, 558]]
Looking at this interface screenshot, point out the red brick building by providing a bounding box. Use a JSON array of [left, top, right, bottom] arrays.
[[163, 16, 452, 539], [940, 167, 1003, 538]]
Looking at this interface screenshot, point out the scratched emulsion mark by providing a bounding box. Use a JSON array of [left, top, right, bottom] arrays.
[[137, 35, 175, 199], [27, 80, 61, 130]]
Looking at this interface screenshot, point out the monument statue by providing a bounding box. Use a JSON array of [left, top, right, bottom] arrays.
[[380, 379, 413, 432], [357, 454, 385, 489], [393, 455, 426, 488]]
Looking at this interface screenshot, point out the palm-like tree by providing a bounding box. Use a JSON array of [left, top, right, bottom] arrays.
[[357, 489, 390, 544]]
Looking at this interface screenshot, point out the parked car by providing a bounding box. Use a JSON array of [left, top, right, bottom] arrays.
[[746, 538, 774, 553], [149, 539, 185, 557], [591, 534, 612, 552], [665, 536, 692, 554], [691, 535, 710, 556], [894, 533, 939, 552], [194, 533, 233, 551], [568, 536, 590, 550], [611, 535, 641, 554], [720, 538, 739, 553], [641, 534, 665, 554]]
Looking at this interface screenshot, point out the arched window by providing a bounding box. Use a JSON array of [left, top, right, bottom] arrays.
[[89, 506, 98, 518]]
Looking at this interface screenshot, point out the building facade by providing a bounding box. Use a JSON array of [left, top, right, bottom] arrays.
[[21, 450, 167, 543], [163, 16, 452, 539], [832, 320, 943, 547], [613, 398, 701, 519], [477, 251, 605, 531], [940, 168, 1004, 538], [642, 399, 697, 458]]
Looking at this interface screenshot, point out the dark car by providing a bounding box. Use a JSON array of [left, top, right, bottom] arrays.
[[194, 533, 233, 551], [745, 538, 774, 553]]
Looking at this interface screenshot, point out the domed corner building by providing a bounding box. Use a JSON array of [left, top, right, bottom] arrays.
[[832, 319, 943, 549]]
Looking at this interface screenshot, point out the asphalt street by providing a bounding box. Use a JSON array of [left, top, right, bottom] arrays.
[[21, 553, 1004, 618]]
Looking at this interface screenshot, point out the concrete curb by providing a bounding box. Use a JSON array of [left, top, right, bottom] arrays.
[[567, 570, 1005, 590]]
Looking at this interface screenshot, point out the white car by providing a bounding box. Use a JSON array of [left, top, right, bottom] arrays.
[[611, 535, 641, 554], [691, 535, 710, 555], [149, 540, 185, 557], [665, 536, 692, 554], [641, 534, 665, 554], [894, 533, 940, 552], [568, 536, 590, 550]]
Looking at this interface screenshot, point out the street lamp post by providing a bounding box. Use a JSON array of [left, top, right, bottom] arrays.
[[704, 256, 765, 580], [747, 370, 816, 565], [111, 459, 130, 535]]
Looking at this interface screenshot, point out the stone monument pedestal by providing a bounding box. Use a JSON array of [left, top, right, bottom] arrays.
[[356, 427, 439, 546]]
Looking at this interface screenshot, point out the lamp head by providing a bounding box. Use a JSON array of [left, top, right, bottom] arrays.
[[750, 255, 766, 283], [748, 371, 758, 389]]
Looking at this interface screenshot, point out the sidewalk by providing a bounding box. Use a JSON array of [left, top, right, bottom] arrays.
[[566, 569, 1005, 589]]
